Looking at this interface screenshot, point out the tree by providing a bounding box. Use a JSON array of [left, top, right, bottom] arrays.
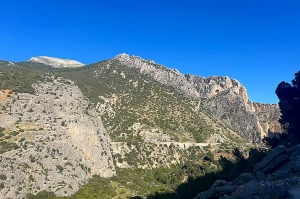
[[275, 71, 300, 145]]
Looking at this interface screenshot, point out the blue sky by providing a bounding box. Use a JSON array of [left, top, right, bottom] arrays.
[[0, 0, 299, 103]]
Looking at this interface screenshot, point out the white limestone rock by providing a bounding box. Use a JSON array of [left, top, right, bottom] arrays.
[[29, 56, 84, 68], [0, 76, 115, 199]]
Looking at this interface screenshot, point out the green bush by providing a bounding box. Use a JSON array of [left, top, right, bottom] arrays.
[[0, 174, 7, 180], [56, 165, 64, 173]]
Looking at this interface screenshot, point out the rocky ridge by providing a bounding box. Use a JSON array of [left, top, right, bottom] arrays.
[[114, 53, 281, 142], [0, 77, 115, 199], [29, 56, 85, 68], [114, 53, 200, 99], [195, 144, 300, 199]]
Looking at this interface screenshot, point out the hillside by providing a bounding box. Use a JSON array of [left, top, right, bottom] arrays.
[[0, 54, 281, 198]]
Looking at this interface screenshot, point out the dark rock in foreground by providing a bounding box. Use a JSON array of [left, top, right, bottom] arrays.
[[194, 145, 300, 199]]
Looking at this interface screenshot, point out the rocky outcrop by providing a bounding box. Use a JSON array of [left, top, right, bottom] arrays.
[[194, 145, 300, 199], [29, 56, 85, 68], [252, 103, 282, 135], [114, 53, 281, 142], [186, 74, 281, 142], [0, 77, 115, 199], [114, 53, 200, 99]]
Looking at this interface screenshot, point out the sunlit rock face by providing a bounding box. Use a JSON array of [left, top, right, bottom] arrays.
[[0, 77, 115, 199], [29, 56, 85, 68]]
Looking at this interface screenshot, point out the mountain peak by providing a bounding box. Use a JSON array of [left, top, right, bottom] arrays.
[[28, 56, 85, 68], [113, 53, 156, 65]]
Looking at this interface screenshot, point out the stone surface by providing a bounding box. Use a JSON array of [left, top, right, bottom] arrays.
[[29, 56, 85, 68], [195, 185, 237, 199], [114, 53, 200, 99], [289, 144, 300, 159], [186, 74, 281, 142], [0, 77, 115, 199], [195, 145, 300, 199], [260, 154, 290, 174], [211, 180, 228, 189], [226, 180, 261, 199], [254, 145, 287, 173], [229, 172, 257, 186]]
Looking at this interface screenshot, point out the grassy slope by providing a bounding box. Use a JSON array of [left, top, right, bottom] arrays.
[[0, 62, 44, 94]]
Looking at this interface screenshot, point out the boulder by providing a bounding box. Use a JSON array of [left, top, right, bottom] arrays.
[[210, 180, 228, 189], [230, 173, 257, 186], [292, 157, 300, 173], [289, 185, 300, 198], [228, 180, 290, 199], [194, 185, 237, 199], [227, 180, 261, 199], [254, 171, 266, 181], [195, 145, 300, 199], [254, 145, 287, 173], [260, 154, 290, 174], [289, 144, 300, 159]]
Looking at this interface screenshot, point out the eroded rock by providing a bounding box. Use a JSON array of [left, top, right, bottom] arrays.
[[0, 77, 115, 199]]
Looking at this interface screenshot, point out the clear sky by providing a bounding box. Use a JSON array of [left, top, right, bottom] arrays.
[[0, 0, 299, 103]]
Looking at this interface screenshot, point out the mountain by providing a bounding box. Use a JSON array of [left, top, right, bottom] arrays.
[[0, 54, 281, 198], [28, 56, 85, 68], [113, 53, 281, 142]]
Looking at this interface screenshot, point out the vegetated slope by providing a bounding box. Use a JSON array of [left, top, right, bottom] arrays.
[[18, 53, 280, 144], [58, 57, 246, 168], [0, 54, 280, 198], [0, 63, 115, 199], [0, 61, 44, 94], [0, 57, 244, 198], [17, 54, 279, 168], [113, 53, 281, 142]]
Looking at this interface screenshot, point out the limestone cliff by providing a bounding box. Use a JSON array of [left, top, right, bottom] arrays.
[[186, 75, 281, 142], [0, 77, 115, 199], [252, 103, 282, 136], [114, 54, 281, 142]]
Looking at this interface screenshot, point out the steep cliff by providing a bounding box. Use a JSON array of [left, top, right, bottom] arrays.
[[186, 75, 281, 142], [0, 77, 115, 199], [252, 103, 282, 136]]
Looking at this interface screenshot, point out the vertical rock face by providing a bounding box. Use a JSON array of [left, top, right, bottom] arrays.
[[252, 103, 282, 136], [114, 54, 281, 142], [185, 75, 244, 99], [186, 74, 281, 142], [0, 77, 115, 199]]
